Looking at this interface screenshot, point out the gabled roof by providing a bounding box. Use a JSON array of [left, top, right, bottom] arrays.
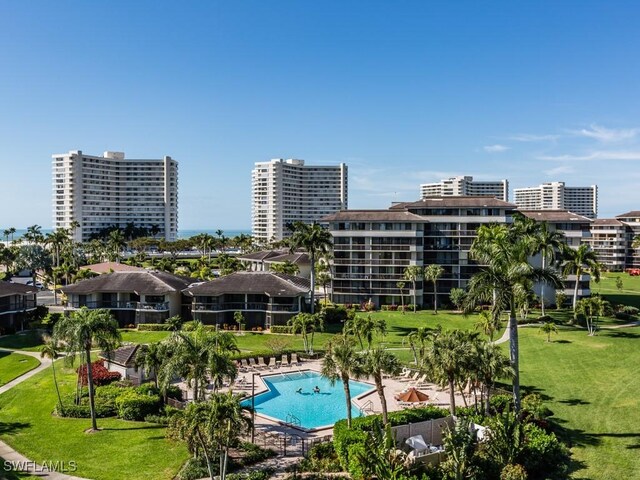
[[518, 210, 593, 223], [184, 271, 310, 297], [264, 252, 310, 265], [390, 196, 517, 209], [238, 250, 284, 261], [80, 262, 146, 274], [616, 211, 640, 219], [321, 210, 426, 222], [100, 344, 139, 368], [0, 281, 38, 297], [62, 271, 197, 295], [592, 218, 625, 226]]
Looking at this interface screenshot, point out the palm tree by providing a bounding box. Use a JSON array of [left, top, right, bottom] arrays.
[[345, 314, 386, 350], [473, 342, 514, 414], [41, 336, 64, 416], [316, 270, 332, 307], [577, 295, 609, 336], [362, 347, 401, 424], [424, 264, 445, 314], [24, 224, 44, 245], [539, 322, 558, 342], [321, 335, 364, 428], [160, 323, 237, 402], [396, 281, 406, 314], [403, 265, 423, 313], [135, 343, 165, 388], [530, 223, 565, 315], [3, 229, 10, 244], [426, 330, 473, 416], [562, 244, 601, 320], [8, 227, 16, 243], [287, 312, 323, 354], [107, 229, 126, 262], [287, 222, 332, 313], [474, 310, 501, 341], [54, 308, 121, 431], [464, 223, 562, 412], [270, 260, 300, 276], [406, 326, 440, 367], [168, 393, 251, 480]]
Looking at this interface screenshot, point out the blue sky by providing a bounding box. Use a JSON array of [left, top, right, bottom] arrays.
[[1, 1, 640, 229]]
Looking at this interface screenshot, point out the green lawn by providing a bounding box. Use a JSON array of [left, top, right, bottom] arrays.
[[0, 361, 189, 480], [0, 352, 40, 386], [0, 331, 45, 352], [592, 272, 640, 308], [517, 325, 640, 479]]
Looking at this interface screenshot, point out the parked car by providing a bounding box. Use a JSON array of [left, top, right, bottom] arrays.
[[26, 280, 44, 289]]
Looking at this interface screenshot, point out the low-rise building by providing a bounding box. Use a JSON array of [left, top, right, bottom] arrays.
[[0, 282, 38, 333]]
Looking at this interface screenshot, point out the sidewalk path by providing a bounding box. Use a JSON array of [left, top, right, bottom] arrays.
[[0, 348, 89, 479]]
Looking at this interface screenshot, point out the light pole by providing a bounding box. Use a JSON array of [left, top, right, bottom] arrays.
[[251, 372, 257, 443]]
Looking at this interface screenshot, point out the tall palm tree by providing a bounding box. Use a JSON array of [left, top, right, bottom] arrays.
[[562, 243, 601, 320], [3, 229, 10, 244], [321, 335, 364, 428], [41, 336, 64, 416], [396, 281, 406, 314], [424, 264, 445, 314], [8, 227, 16, 243], [426, 330, 473, 416], [24, 224, 44, 245], [403, 265, 423, 313], [464, 223, 562, 412], [530, 223, 565, 315], [107, 229, 126, 262], [287, 222, 332, 313], [472, 342, 514, 414], [405, 326, 440, 367], [362, 347, 401, 424], [54, 308, 121, 431]]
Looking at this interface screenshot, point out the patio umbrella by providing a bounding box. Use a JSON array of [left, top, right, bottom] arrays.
[[396, 387, 429, 403]]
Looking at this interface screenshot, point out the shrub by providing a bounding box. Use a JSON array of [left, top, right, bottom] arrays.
[[449, 288, 466, 310], [269, 325, 292, 334], [489, 394, 513, 414], [620, 305, 639, 315], [137, 323, 173, 331], [227, 470, 275, 480], [115, 390, 162, 421], [235, 442, 277, 467], [615, 312, 636, 321], [537, 315, 555, 323], [77, 361, 121, 386], [55, 395, 116, 418], [144, 414, 170, 425], [321, 304, 349, 324], [520, 424, 569, 479], [176, 458, 209, 480], [501, 464, 528, 480], [166, 385, 183, 401], [299, 442, 342, 473], [555, 292, 567, 309]]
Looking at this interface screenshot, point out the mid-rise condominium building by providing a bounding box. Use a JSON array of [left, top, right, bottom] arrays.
[[420, 176, 509, 201], [514, 182, 598, 219], [52, 150, 178, 242], [251, 159, 348, 242]]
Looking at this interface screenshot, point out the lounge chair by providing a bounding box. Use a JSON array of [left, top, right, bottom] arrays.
[[393, 369, 412, 381], [410, 374, 430, 388], [268, 356, 278, 369], [401, 371, 420, 383], [281, 355, 291, 367], [291, 353, 302, 366], [248, 357, 258, 370], [257, 357, 269, 369], [241, 358, 251, 370]]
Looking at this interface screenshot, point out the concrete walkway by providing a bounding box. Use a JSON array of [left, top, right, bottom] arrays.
[[0, 348, 89, 479]]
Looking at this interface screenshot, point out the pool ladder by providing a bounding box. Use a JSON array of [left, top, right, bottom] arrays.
[[286, 413, 301, 427], [361, 400, 375, 415]]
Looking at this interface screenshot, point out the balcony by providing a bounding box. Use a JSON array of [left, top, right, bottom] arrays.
[[66, 301, 169, 311], [0, 299, 37, 315], [191, 302, 299, 313]]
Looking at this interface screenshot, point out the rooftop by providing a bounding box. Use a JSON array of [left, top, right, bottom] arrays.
[[518, 210, 593, 223], [62, 271, 198, 295], [321, 210, 426, 222], [0, 281, 38, 297], [184, 272, 310, 297], [390, 196, 516, 209], [80, 262, 146, 274]]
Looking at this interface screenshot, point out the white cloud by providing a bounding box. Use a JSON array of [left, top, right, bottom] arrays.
[[543, 165, 575, 176], [538, 150, 640, 162], [483, 144, 510, 153], [507, 133, 561, 142], [569, 124, 640, 142]]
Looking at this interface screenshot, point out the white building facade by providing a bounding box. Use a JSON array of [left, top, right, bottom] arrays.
[[514, 182, 597, 219], [52, 150, 178, 242], [252, 159, 348, 242], [420, 176, 508, 201]]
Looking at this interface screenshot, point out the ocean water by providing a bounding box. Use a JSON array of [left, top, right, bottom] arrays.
[[2, 228, 251, 241], [241, 371, 374, 430]]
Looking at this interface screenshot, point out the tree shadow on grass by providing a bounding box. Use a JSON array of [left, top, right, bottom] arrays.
[[558, 398, 590, 406], [101, 424, 164, 432], [589, 432, 640, 450], [604, 330, 640, 339], [554, 339, 572, 344], [519, 384, 553, 402], [0, 421, 30, 435]]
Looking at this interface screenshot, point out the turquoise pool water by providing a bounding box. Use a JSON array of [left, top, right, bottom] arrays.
[[241, 371, 374, 430]]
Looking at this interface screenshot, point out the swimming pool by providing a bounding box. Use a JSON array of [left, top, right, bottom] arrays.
[[242, 371, 375, 430]]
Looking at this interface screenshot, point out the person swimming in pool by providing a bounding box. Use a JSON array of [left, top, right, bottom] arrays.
[[296, 387, 303, 394], [313, 386, 320, 394]]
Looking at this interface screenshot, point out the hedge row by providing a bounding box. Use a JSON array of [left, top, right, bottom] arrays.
[[269, 325, 292, 334], [137, 323, 174, 331]]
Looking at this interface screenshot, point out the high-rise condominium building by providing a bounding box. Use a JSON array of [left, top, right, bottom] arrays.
[[513, 182, 597, 218], [52, 150, 178, 242], [420, 176, 509, 201], [251, 159, 348, 242]]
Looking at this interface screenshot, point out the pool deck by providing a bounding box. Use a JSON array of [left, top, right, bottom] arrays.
[[222, 359, 467, 441]]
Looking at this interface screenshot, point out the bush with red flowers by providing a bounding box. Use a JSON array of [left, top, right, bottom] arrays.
[[77, 360, 121, 386]]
